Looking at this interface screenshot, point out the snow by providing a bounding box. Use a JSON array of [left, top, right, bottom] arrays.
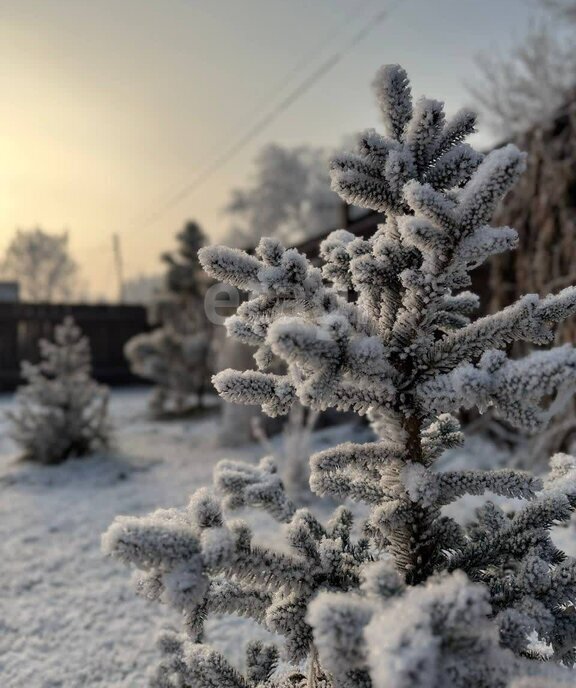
[[0, 388, 267, 687], [2, 388, 575, 687], [0, 388, 364, 687]]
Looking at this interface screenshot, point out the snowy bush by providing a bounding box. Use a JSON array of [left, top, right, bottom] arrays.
[[9, 316, 110, 464], [104, 65, 576, 686], [125, 221, 213, 416]]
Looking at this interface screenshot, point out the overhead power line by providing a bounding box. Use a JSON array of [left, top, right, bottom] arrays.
[[88, 0, 376, 260], [213, 0, 376, 141], [129, 0, 406, 233]]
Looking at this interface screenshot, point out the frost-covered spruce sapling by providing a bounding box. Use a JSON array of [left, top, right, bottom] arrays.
[[104, 64, 576, 687], [9, 316, 111, 464], [125, 221, 213, 416]]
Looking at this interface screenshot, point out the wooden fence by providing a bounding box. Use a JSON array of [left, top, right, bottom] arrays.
[[0, 303, 149, 390]]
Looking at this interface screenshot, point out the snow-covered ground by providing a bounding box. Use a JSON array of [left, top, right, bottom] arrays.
[[2, 388, 575, 687], [0, 389, 264, 687], [0, 388, 363, 687]]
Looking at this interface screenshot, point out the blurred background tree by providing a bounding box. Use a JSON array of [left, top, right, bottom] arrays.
[[125, 221, 214, 416], [223, 143, 343, 247], [471, 0, 576, 136], [1, 228, 80, 302]]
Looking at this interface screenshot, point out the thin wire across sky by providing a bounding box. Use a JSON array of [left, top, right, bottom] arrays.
[[126, 0, 406, 235]]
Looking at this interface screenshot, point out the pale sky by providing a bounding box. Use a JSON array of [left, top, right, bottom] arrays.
[[0, 0, 543, 299]]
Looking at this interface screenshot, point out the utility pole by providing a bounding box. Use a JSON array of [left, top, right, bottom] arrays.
[[112, 233, 124, 303]]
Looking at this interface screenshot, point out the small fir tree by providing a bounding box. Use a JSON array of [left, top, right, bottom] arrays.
[[104, 65, 576, 687], [9, 316, 110, 464], [125, 221, 213, 415]]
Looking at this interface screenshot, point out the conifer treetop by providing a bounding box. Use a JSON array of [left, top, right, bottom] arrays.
[[199, 63, 576, 434]]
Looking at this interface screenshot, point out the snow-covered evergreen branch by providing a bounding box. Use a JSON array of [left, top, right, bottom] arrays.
[[105, 63, 576, 687]]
